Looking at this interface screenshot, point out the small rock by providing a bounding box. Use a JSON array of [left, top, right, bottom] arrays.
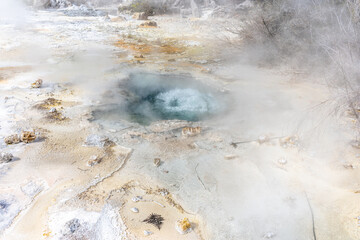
[[278, 157, 287, 165], [182, 127, 201, 137], [343, 163, 354, 169], [31, 79, 43, 88], [258, 135, 269, 144], [0, 152, 13, 163], [85, 134, 112, 148], [195, 60, 207, 64], [132, 12, 148, 20], [4, 134, 20, 145], [175, 218, 192, 234], [87, 155, 101, 166], [188, 142, 198, 149], [279, 135, 299, 148], [224, 154, 238, 160], [49, 107, 57, 113], [132, 196, 142, 202], [154, 158, 161, 167], [159, 189, 169, 196], [140, 21, 157, 27], [65, 218, 81, 234], [130, 207, 139, 213], [20, 131, 36, 143], [263, 232, 276, 238], [144, 230, 153, 236]]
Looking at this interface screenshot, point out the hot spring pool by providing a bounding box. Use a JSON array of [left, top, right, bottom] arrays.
[[92, 72, 221, 125]]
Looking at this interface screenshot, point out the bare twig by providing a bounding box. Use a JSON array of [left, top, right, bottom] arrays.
[[231, 136, 285, 148], [77, 167, 89, 172], [195, 163, 208, 191], [262, 17, 274, 37], [305, 192, 317, 240]]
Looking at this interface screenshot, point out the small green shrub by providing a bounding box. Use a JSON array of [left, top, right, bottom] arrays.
[[119, 0, 168, 16]]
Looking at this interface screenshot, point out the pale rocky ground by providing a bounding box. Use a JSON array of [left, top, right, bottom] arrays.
[[0, 5, 360, 240]]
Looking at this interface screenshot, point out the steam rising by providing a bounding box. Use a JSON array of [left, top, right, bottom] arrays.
[[155, 88, 216, 114], [0, 1, 358, 240], [0, 0, 29, 25]]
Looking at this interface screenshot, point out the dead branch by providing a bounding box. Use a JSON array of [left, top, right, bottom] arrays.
[[195, 163, 208, 191], [305, 192, 317, 240], [262, 17, 274, 37]]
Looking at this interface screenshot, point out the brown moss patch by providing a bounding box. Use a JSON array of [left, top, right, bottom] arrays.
[[46, 111, 67, 122], [35, 98, 62, 110]]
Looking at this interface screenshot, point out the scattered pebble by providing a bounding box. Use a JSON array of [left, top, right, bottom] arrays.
[[87, 155, 101, 166], [132, 196, 142, 202], [188, 142, 198, 149], [159, 189, 169, 196], [31, 79, 43, 88], [224, 154, 238, 160], [84, 134, 112, 148], [279, 135, 299, 148], [4, 134, 20, 145], [20, 131, 36, 143], [182, 127, 201, 137], [154, 158, 161, 167], [343, 163, 354, 169], [263, 232, 276, 238], [258, 135, 269, 144], [144, 230, 152, 236], [278, 157, 287, 165], [130, 207, 139, 213], [0, 152, 13, 163], [140, 21, 157, 27]]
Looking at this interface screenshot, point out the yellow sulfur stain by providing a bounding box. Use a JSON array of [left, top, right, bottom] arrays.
[[178, 218, 191, 232]]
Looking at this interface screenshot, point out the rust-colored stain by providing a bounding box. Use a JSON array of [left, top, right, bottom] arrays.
[[114, 38, 186, 55], [0, 66, 32, 82], [0, 66, 32, 72], [159, 44, 185, 54], [139, 25, 157, 28], [114, 40, 153, 54]]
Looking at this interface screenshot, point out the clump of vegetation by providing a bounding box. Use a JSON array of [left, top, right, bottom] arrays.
[[227, 0, 360, 118], [118, 0, 168, 16], [231, 0, 360, 75], [143, 213, 164, 230]]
